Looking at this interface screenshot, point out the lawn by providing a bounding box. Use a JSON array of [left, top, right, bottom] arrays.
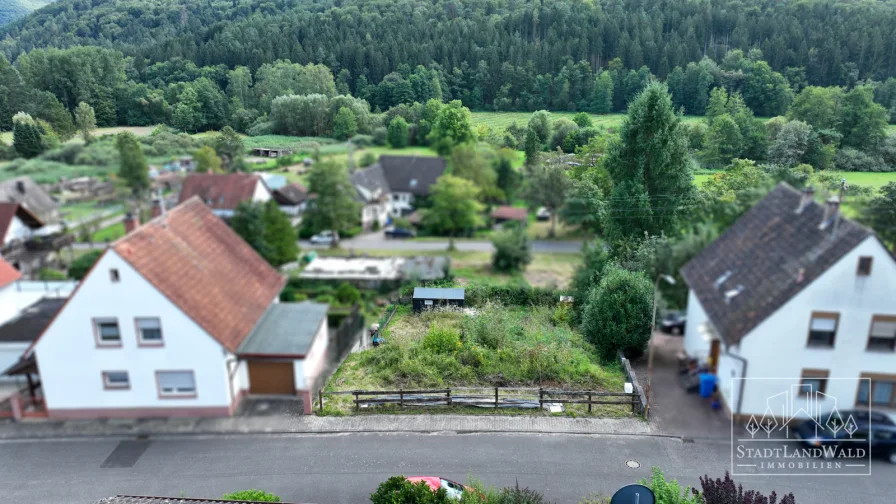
[[693, 170, 896, 191], [471, 111, 706, 132], [322, 303, 628, 416], [90, 221, 125, 243]]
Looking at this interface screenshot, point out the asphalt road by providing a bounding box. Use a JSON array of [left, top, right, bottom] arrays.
[[1, 433, 892, 504], [302, 232, 583, 254]]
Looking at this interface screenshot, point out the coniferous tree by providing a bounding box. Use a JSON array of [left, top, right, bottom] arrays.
[[12, 112, 44, 159]]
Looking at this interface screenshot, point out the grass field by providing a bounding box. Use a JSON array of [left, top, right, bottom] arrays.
[[693, 171, 896, 190], [470, 111, 706, 132], [90, 221, 125, 243]]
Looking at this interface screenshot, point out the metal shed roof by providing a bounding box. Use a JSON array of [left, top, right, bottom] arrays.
[[412, 287, 465, 300], [237, 302, 329, 356]]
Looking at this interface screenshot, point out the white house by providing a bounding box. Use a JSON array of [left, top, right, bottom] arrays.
[[9, 197, 332, 419], [681, 184, 896, 423], [349, 164, 391, 230], [272, 182, 310, 218], [351, 155, 446, 219], [177, 173, 272, 218]]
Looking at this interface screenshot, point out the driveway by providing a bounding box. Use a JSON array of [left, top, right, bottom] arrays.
[[301, 231, 582, 254], [631, 332, 732, 440]]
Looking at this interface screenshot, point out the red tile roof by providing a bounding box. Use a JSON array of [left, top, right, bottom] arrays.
[[0, 202, 43, 242], [491, 206, 528, 221], [178, 173, 264, 210], [0, 257, 22, 289], [113, 197, 285, 352]]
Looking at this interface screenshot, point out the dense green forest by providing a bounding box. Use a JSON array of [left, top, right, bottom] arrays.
[[0, 0, 52, 27]]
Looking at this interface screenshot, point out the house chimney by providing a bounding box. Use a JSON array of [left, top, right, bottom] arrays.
[[123, 212, 139, 234], [818, 196, 840, 231], [16, 180, 25, 194], [795, 186, 815, 214], [151, 199, 162, 218]]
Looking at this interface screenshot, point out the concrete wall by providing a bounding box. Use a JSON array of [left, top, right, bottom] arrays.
[[732, 236, 896, 418], [683, 289, 712, 361], [34, 251, 233, 418]]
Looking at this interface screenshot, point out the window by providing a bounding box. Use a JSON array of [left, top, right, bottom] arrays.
[[94, 318, 121, 346], [857, 373, 896, 409], [807, 312, 838, 347], [102, 371, 130, 390], [157, 371, 196, 397], [110, 269, 120, 282], [136, 318, 163, 346], [867, 315, 896, 352], [799, 369, 829, 395], [857, 256, 873, 276]]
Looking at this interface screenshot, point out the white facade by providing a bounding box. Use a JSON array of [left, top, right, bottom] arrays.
[[212, 179, 273, 219], [688, 236, 896, 419], [389, 192, 414, 216], [2, 215, 31, 246], [361, 202, 390, 230], [33, 251, 243, 417], [292, 319, 329, 390]]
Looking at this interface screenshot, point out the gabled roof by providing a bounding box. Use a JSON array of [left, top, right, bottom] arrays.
[[0, 202, 43, 240], [112, 197, 285, 352], [491, 206, 528, 222], [273, 183, 309, 205], [680, 183, 875, 346], [378, 155, 446, 194], [350, 164, 391, 203], [0, 257, 22, 289], [238, 302, 330, 357], [178, 173, 265, 210], [0, 176, 58, 223], [0, 297, 65, 343]]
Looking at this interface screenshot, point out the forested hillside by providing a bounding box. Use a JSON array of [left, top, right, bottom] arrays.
[[3, 0, 896, 90], [0, 0, 53, 26]]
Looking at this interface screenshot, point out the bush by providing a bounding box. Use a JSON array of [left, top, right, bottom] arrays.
[[639, 467, 701, 504], [372, 126, 388, 146], [371, 476, 452, 504], [495, 482, 553, 504], [350, 134, 375, 147], [340, 225, 362, 238], [580, 265, 653, 360], [359, 151, 378, 167], [38, 268, 67, 280], [421, 325, 461, 354], [335, 282, 361, 305], [68, 250, 103, 280], [700, 471, 795, 504], [247, 120, 275, 137], [298, 223, 315, 239], [834, 147, 890, 172], [464, 285, 561, 307], [491, 225, 532, 273], [221, 489, 281, 502], [551, 303, 572, 326]]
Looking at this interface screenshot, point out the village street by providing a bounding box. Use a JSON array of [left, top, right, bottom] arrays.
[[1, 432, 892, 504]]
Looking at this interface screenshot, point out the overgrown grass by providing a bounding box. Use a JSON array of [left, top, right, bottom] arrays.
[[323, 304, 627, 415], [243, 135, 339, 151], [471, 111, 706, 132], [90, 221, 125, 243]]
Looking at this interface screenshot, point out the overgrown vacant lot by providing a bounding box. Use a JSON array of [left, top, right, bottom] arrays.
[[324, 303, 627, 414]]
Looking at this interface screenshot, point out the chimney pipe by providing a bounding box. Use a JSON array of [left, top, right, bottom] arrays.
[[123, 212, 139, 234], [796, 186, 815, 214], [151, 199, 162, 218], [819, 196, 840, 231]]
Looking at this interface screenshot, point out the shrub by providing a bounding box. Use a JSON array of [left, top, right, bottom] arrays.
[[464, 285, 561, 307], [221, 489, 281, 502], [340, 225, 363, 238], [350, 134, 375, 147], [551, 303, 572, 326], [371, 476, 451, 504], [39, 268, 67, 280], [639, 467, 701, 504], [68, 250, 103, 280], [421, 325, 461, 354], [572, 112, 593, 128], [359, 151, 378, 167], [372, 126, 388, 146], [247, 120, 275, 137], [580, 265, 653, 360], [834, 147, 890, 172], [699, 471, 795, 504], [316, 294, 336, 304], [335, 282, 361, 305], [491, 225, 532, 273], [495, 482, 554, 504]]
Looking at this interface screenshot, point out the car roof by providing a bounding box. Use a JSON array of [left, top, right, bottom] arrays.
[[406, 477, 441, 489]]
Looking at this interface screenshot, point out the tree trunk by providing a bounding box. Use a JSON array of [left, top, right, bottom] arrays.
[[549, 211, 557, 238]]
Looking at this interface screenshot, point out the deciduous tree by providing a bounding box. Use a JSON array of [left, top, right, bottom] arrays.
[[422, 175, 484, 248], [73, 102, 96, 144], [116, 132, 149, 196]]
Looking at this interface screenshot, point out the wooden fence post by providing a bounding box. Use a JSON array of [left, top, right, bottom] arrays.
[[318, 390, 323, 414], [447, 389, 452, 407], [588, 392, 592, 414], [400, 389, 404, 408], [539, 388, 543, 409], [494, 387, 499, 408], [354, 392, 359, 411]]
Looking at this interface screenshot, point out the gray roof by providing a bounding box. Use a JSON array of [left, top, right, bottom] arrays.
[[413, 287, 465, 300], [238, 302, 329, 356], [0, 176, 59, 222], [94, 496, 298, 504], [378, 155, 446, 195], [680, 183, 876, 346], [0, 297, 65, 343], [350, 164, 390, 202]]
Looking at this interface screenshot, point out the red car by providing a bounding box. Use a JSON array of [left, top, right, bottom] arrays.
[[407, 476, 469, 500]]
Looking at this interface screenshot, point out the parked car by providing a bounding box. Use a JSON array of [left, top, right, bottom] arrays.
[[536, 207, 551, 221], [793, 415, 896, 463], [309, 230, 339, 245], [659, 311, 686, 335], [384, 226, 416, 239], [793, 410, 896, 444], [406, 477, 471, 500]]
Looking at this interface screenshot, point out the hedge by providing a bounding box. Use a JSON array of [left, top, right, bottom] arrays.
[[400, 283, 564, 307]]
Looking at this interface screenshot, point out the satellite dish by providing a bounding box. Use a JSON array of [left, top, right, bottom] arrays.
[[610, 484, 655, 504]]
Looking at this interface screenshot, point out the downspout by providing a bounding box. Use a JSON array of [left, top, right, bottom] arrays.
[[725, 348, 748, 418]]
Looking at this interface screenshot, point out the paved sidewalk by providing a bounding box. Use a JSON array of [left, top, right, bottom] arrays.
[[0, 414, 650, 440]]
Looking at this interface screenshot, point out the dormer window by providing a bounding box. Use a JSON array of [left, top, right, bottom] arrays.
[[409, 179, 418, 188], [857, 256, 873, 276], [110, 269, 120, 282]]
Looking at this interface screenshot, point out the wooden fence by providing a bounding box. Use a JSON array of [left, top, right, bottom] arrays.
[[319, 387, 641, 414]]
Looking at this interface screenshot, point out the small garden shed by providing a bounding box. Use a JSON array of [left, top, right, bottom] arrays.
[[412, 287, 465, 313]]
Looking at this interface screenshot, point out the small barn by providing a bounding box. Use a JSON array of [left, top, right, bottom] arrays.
[[412, 287, 465, 313]]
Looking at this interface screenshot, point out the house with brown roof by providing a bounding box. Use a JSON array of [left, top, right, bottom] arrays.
[[680, 183, 896, 422], [490, 206, 528, 226], [178, 173, 272, 218], [0, 202, 74, 279], [8, 197, 332, 419], [272, 182, 310, 217]]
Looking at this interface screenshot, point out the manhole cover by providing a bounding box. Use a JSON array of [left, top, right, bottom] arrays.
[[625, 460, 641, 469]]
